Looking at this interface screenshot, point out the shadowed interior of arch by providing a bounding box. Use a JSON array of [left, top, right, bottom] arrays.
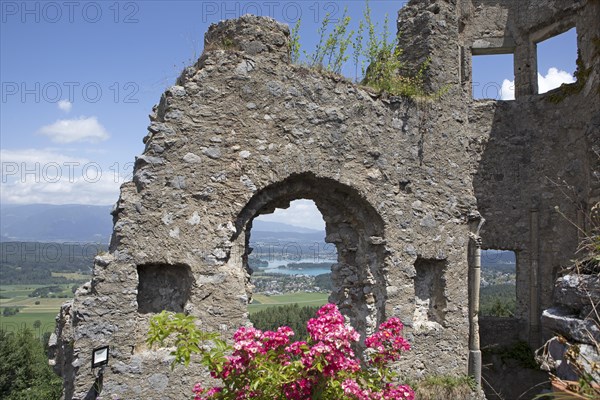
[[233, 173, 389, 340]]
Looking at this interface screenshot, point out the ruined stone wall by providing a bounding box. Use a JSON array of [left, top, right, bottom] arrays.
[[54, 13, 481, 399], [461, 0, 600, 345], [394, 0, 484, 378], [459, 0, 587, 96], [470, 97, 593, 341], [52, 0, 599, 398]]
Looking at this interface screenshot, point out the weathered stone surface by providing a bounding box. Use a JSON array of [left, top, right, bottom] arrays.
[[542, 307, 600, 344], [182, 152, 202, 163], [541, 271, 600, 382], [554, 274, 600, 317], [52, 0, 599, 398]]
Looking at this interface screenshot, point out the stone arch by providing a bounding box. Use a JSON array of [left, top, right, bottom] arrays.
[[233, 172, 388, 339]]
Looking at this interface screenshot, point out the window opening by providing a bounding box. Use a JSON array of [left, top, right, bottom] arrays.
[[472, 53, 515, 100], [536, 27, 578, 94], [480, 250, 516, 317]]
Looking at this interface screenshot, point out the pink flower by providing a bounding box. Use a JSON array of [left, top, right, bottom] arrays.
[[383, 384, 415, 400], [188, 304, 413, 399], [366, 317, 410, 365], [285, 341, 307, 355]]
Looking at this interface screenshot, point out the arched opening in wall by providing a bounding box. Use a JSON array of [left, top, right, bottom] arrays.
[[478, 249, 518, 347], [471, 53, 515, 100], [234, 173, 388, 340], [246, 199, 337, 337], [535, 27, 578, 94]]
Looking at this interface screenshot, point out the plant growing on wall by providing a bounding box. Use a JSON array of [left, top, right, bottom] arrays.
[[288, 0, 431, 99], [148, 303, 414, 399]]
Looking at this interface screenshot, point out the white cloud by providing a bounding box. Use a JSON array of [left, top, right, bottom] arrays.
[[1, 148, 126, 205], [500, 79, 515, 100], [38, 116, 110, 143], [0, 148, 87, 165], [57, 99, 72, 113], [255, 199, 325, 230], [500, 67, 575, 100], [1, 174, 121, 205], [538, 67, 575, 94]]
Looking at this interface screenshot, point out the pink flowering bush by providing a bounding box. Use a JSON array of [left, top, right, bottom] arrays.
[[148, 303, 414, 400]]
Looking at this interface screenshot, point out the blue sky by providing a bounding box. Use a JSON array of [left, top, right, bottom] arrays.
[[0, 1, 577, 229], [472, 27, 577, 100]]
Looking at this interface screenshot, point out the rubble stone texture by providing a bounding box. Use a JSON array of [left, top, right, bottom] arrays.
[[51, 0, 599, 398]]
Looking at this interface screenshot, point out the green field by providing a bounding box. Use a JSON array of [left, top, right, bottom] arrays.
[[0, 284, 74, 335], [0, 284, 328, 334], [248, 293, 329, 314], [51, 271, 90, 281]]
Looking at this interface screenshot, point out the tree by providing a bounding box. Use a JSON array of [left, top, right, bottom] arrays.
[[249, 304, 320, 339], [489, 299, 514, 317], [33, 320, 41, 329], [2, 307, 19, 317], [0, 329, 62, 399]]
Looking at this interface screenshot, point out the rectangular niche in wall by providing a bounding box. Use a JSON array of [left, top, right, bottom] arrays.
[[413, 257, 448, 330], [137, 264, 192, 314]]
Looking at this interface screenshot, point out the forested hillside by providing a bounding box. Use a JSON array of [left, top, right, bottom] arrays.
[[1, 242, 105, 285]]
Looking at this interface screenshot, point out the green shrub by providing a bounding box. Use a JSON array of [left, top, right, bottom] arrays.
[[0, 329, 62, 400], [290, 0, 433, 99]]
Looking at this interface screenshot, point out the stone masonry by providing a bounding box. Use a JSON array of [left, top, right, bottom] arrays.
[[51, 0, 599, 398]]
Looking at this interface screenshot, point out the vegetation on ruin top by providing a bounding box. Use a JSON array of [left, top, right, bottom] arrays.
[[287, 1, 434, 100]]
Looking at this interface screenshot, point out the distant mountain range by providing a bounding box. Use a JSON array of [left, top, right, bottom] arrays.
[[250, 220, 326, 243], [0, 204, 113, 243], [251, 220, 322, 234], [0, 204, 325, 244], [0, 204, 515, 272], [481, 250, 516, 272]]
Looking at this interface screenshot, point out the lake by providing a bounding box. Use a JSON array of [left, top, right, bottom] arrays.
[[260, 258, 335, 276]]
